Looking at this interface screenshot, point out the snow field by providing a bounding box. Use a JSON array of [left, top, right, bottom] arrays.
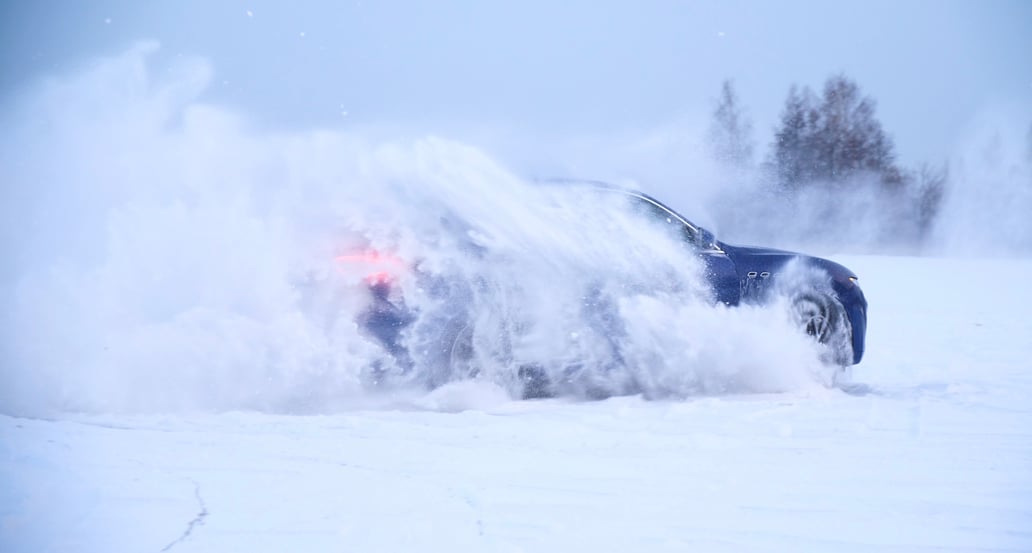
[[3, 255, 1031, 552]]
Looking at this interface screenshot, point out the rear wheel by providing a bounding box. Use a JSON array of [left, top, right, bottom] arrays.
[[448, 323, 476, 379]]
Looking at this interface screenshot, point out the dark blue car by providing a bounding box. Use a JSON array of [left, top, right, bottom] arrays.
[[355, 183, 867, 397], [615, 187, 866, 367]]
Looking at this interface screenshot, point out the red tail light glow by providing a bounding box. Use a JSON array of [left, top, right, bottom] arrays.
[[335, 250, 406, 284]]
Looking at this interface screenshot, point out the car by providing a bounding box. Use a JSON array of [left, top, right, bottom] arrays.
[[339, 181, 867, 398]]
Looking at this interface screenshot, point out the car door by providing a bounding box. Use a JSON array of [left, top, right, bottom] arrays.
[[698, 241, 740, 306]]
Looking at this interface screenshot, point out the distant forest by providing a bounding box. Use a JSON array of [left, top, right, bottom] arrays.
[[706, 76, 947, 251]]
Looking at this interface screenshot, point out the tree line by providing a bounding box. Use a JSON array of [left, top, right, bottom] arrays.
[[708, 76, 946, 250]]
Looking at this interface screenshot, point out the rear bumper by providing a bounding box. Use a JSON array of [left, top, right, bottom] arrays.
[[359, 296, 412, 357]]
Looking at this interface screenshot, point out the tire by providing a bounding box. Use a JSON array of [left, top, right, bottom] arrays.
[[448, 323, 476, 379], [792, 293, 853, 368]]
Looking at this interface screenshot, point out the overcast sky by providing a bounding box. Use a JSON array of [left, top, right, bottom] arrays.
[[2, 0, 1029, 167]]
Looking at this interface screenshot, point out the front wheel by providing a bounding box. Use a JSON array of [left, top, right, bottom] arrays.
[[792, 293, 853, 369]]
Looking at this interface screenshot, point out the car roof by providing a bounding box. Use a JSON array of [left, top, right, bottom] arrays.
[[533, 178, 700, 233]]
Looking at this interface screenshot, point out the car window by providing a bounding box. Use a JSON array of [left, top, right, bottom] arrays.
[[628, 196, 699, 247]]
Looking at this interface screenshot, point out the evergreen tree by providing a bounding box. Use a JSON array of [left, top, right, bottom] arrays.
[[708, 80, 754, 168], [771, 75, 898, 188], [913, 163, 947, 237], [770, 85, 818, 187], [762, 73, 947, 247], [814, 75, 895, 182]]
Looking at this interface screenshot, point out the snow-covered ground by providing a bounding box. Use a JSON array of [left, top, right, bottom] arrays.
[[3, 254, 1030, 552]]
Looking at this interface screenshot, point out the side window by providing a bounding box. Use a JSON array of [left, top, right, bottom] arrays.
[[630, 196, 698, 246]]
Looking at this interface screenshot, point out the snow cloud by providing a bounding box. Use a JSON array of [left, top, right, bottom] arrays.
[[0, 45, 836, 416]]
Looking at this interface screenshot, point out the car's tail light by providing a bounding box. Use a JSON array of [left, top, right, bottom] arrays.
[[335, 250, 406, 285]]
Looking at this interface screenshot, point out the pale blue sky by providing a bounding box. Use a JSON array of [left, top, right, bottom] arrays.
[[2, 0, 1029, 166]]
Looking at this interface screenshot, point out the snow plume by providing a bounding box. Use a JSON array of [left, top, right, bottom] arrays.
[[528, 129, 931, 256], [543, 111, 1032, 258], [0, 44, 830, 416], [930, 109, 1032, 256], [705, 171, 941, 254], [699, 108, 1032, 257]]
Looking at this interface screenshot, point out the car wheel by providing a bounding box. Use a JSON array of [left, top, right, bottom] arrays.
[[792, 293, 853, 368], [449, 323, 476, 379]]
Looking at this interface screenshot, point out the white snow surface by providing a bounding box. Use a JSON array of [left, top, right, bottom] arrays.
[[3, 255, 1031, 552]]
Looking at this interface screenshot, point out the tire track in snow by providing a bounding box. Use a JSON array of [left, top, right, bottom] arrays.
[[160, 478, 208, 552]]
